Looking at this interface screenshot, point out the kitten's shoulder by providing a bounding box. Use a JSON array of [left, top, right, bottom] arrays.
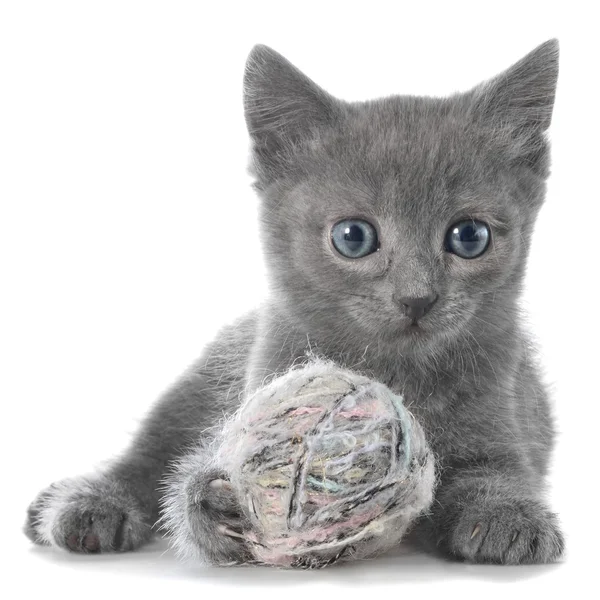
[[188, 308, 261, 378]]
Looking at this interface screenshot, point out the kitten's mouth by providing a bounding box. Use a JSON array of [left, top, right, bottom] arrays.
[[379, 317, 439, 349], [379, 315, 435, 343], [403, 320, 426, 335]]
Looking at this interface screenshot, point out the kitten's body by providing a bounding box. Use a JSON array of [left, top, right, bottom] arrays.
[[26, 41, 564, 565]]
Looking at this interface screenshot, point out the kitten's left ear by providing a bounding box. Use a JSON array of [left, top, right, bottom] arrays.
[[471, 39, 559, 169]]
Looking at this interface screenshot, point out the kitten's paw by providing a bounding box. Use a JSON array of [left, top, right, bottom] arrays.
[[186, 473, 252, 563], [25, 476, 152, 553], [162, 451, 253, 565], [445, 499, 564, 564]]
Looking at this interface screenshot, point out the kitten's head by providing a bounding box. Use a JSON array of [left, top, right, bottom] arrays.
[[243, 41, 559, 356]]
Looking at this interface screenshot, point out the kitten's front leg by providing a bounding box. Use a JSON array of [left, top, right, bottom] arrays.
[[424, 470, 564, 564], [25, 354, 248, 553]]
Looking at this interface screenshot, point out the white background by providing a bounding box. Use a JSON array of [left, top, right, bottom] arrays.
[[1, 1, 598, 598]]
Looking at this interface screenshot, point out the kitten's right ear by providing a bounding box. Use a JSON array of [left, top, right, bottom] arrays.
[[244, 45, 341, 182]]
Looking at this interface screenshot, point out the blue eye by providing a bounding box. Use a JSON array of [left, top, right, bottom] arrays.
[[331, 219, 379, 259], [445, 220, 490, 259]]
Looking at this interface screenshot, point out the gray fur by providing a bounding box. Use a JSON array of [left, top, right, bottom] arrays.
[[25, 40, 563, 566]]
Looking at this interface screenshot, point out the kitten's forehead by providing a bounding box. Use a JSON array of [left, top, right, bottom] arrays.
[[342, 96, 478, 178], [310, 95, 505, 224]]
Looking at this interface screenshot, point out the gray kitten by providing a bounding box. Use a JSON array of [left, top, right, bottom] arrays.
[[25, 40, 564, 566]]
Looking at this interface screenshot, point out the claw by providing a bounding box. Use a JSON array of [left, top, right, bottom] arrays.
[[209, 479, 233, 491], [470, 523, 482, 540], [217, 524, 245, 540]]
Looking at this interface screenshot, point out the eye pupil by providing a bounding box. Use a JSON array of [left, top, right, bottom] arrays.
[[445, 220, 490, 259], [343, 225, 365, 250], [331, 219, 378, 258], [460, 225, 475, 239]]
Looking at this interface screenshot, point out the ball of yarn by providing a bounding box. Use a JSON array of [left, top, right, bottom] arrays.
[[217, 360, 435, 568]]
